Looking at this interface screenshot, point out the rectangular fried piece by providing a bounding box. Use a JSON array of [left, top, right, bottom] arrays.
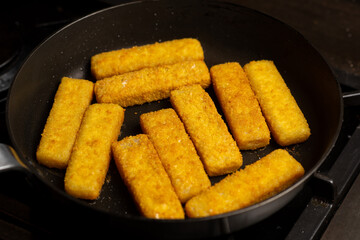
[[91, 38, 204, 80], [36, 77, 94, 169], [170, 84, 242, 176], [210, 62, 270, 150], [112, 134, 185, 219], [94, 60, 210, 107], [185, 149, 305, 218], [64, 103, 125, 200], [243, 60, 311, 146], [140, 108, 211, 203]]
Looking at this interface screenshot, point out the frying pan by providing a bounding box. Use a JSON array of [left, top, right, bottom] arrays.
[[0, 0, 343, 238]]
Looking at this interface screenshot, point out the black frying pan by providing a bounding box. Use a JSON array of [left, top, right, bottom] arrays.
[[1, 0, 343, 238]]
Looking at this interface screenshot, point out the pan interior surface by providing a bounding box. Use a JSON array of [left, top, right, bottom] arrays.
[[6, 0, 342, 231]]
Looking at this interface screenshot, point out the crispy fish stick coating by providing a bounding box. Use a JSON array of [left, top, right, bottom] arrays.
[[210, 62, 270, 150], [185, 149, 305, 218], [140, 109, 211, 203], [243, 60, 311, 146], [91, 38, 204, 80], [64, 103, 125, 200], [112, 134, 185, 219], [170, 85, 242, 176], [94, 60, 210, 107], [36, 77, 94, 169]]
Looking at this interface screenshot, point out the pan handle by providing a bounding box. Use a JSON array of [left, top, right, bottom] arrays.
[[0, 143, 28, 173], [343, 90, 360, 106]]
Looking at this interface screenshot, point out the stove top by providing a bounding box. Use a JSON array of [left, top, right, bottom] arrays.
[[1, 1, 359, 239]]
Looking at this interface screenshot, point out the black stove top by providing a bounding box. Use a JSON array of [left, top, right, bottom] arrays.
[[1, 1, 359, 239]]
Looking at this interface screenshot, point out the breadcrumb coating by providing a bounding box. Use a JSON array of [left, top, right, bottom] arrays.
[[170, 84, 242, 176], [112, 134, 185, 219], [36, 77, 93, 169], [140, 108, 211, 203], [185, 149, 305, 218], [210, 62, 270, 150], [91, 38, 204, 79]]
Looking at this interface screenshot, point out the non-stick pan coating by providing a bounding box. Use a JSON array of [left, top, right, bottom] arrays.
[[6, 0, 342, 238]]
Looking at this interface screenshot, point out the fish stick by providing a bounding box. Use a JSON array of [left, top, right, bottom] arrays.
[[36, 77, 94, 169], [64, 103, 125, 200], [185, 149, 305, 218], [243, 60, 311, 146], [112, 134, 185, 219], [210, 62, 270, 150], [91, 38, 204, 80], [140, 109, 211, 203], [94, 60, 210, 107], [170, 84, 242, 176]]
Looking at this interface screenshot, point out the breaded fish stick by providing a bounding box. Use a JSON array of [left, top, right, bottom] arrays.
[[112, 134, 185, 219], [140, 109, 211, 203], [36, 77, 93, 169], [210, 62, 270, 150], [64, 103, 124, 200], [170, 85, 242, 176], [91, 38, 204, 80], [94, 60, 210, 107], [243, 60, 311, 146], [185, 149, 305, 218]]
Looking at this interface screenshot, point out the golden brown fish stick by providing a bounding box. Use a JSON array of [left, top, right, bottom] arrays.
[[36, 77, 93, 169], [64, 103, 125, 200], [170, 84, 242, 176], [210, 62, 270, 150], [185, 149, 305, 218], [140, 109, 211, 203], [94, 60, 210, 107], [91, 38, 204, 80], [243, 60, 311, 146], [112, 134, 185, 219]]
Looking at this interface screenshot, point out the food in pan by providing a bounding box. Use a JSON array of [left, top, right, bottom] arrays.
[[64, 103, 125, 200], [36, 37, 311, 219], [243, 60, 311, 146], [170, 84, 243, 176], [112, 134, 185, 219], [91, 38, 204, 80], [210, 62, 270, 150], [185, 149, 305, 218], [94, 60, 211, 107], [36, 77, 94, 169], [140, 108, 211, 203]]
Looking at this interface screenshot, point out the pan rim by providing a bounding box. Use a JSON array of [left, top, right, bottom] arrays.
[[5, 0, 344, 226]]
